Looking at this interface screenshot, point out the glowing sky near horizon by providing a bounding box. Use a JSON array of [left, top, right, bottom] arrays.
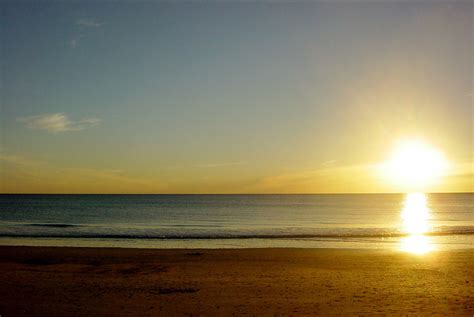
[[0, 2, 472, 193]]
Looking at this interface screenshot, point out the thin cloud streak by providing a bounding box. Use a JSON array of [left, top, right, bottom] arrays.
[[77, 19, 104, 28], [69, 18, 103, 47], [17, 113, 101, 133], [0, 153, 163, 194], [193, 162, 247, 168], [68, 34, 84, 47]]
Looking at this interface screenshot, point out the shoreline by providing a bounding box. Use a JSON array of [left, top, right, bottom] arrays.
[[1, 246, 473, 316], [1, 233, 472, 250]]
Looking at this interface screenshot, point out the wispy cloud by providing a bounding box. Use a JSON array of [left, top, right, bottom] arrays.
[[193, 162, 246, 168], [68, 34, 84, 47], [0, 154, 43, 167], [17, 113, 101, 133], [69, 18, 104, 47], [248, 164, 382, 194], [77, 18, 104, 28], [69, 39, 79, 47], [0, 153, 162, 194], [321, 160, 336, 168]]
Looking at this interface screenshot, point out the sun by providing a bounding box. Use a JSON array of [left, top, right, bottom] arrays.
[[382, 139, 448, 190]]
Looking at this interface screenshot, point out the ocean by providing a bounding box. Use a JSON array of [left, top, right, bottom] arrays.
[[0, 193, 472, 250]]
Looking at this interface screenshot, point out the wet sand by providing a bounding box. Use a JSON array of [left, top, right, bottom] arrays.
[[0, 246, 473, 316]]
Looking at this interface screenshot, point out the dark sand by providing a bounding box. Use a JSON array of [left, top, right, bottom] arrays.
[[0, 246, 473, 316]]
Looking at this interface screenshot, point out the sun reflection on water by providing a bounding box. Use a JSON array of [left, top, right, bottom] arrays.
[[400, 192, 435, 254]]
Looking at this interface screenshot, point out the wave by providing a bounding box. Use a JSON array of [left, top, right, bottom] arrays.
[[0, 228, 473, 240], [27, 223, 80, 228]]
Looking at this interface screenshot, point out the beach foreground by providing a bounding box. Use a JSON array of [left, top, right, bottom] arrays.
[[0, 247, 473, 316]]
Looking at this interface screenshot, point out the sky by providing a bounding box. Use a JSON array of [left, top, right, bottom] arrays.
[[0, 1, 472, 194]]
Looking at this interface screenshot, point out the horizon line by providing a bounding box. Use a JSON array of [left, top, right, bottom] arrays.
[[0, 192, 472, 195]]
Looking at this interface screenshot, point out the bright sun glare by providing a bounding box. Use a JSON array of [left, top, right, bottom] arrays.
[[383, 140, 448, 189], [400, 192, 435, 254], [401, 192, 430, 234]]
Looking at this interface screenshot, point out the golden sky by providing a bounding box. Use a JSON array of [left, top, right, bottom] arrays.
[[1, 2, 472, 193]]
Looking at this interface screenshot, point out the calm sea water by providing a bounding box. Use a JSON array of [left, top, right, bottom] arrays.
[[0, 194, 472, 250]]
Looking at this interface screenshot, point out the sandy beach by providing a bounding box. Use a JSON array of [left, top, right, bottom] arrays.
[[0, 246, 472, 316]]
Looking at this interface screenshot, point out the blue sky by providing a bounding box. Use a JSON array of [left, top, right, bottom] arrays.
[[1, 1, 472, 193]]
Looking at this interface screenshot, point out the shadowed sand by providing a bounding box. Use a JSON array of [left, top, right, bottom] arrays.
[[0, 246, 473, 316]]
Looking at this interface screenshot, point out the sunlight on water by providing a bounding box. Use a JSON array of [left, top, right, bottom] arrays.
[[401, 192, 430, 234], [400, 193, 435, 254], [401, 234, 434, 255]]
